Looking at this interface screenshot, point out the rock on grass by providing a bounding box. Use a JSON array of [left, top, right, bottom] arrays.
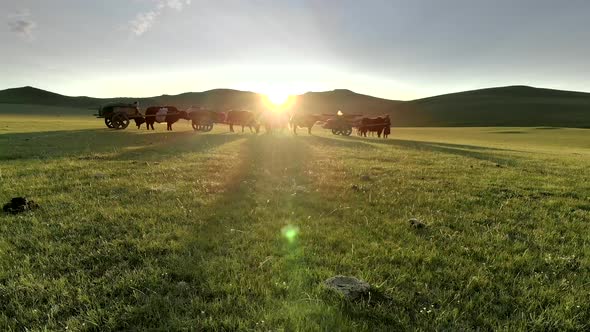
[[324, 275, 371, 300]]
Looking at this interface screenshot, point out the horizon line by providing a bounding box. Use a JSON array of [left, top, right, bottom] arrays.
[[2, 84, 590, 103]]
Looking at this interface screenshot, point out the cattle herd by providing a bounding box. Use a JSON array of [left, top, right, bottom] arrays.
[[112, 104, 392, 138]]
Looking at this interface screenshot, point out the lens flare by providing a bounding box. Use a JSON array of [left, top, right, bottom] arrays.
[[281, 225, 299, 243]]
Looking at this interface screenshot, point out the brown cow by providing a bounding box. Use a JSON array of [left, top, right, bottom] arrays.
[[358, 115, 391, 138], [289, 113, 324, 135], [226, 110, 260, 133], [144, 106, 189, 131]]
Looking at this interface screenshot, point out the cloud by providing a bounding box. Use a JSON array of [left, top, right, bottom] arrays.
[[130, 0, 191, 36], [8, 11, 37, 39], [130, 10, 158, 36]]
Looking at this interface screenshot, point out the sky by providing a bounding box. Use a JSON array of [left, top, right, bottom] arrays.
[[2, 0, 590, 101]]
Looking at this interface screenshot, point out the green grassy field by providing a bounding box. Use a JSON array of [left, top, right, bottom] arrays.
[[1, 108, 589, 331]]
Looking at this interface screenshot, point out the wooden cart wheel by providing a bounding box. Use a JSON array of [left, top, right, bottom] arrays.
[[112, 113, 130, 130], [104, 116, 115, 128], [203, 124, 213, 132], [342, 127, 353, 136], [192, 122, 199, 131], [331, 129, 339, 135]]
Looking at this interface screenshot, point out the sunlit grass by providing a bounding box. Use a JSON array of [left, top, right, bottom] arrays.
[[1, 109, 589, 330]]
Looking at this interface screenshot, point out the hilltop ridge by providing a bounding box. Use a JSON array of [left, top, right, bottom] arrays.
[[1, 85, 590, 127]]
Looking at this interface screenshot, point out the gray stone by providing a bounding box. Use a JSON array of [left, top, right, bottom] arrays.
[[324, 275, 371, 300]]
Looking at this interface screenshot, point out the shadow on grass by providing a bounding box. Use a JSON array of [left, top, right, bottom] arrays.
[[302, 134, 379, 150], [324, 135, 519, 166], [106, 133, 243, 161], [0, 128, 242, 162], [491, 130, 526, 134]]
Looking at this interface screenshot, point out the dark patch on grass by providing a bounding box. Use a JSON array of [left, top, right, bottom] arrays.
[[304, 135, 378, 150], [492, 130, 526, 134]]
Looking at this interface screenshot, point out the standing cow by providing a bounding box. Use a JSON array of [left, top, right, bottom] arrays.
[[144, 106, 189, 131], [358, 115, 391, 138], [225, 110, 260, 133], [289, 113, 324, 135]]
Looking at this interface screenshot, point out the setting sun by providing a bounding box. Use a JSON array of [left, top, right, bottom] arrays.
[[266, 92, 290, 106], [262, 91, 297, 111]]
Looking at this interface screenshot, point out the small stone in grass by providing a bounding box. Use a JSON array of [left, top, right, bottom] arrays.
[[360, 174, 371, 181], [409, 218, 426, 229], [324, 275, 371, 300]]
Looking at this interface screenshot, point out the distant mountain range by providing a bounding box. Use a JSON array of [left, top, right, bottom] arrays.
[[1, 85, 590, 127]]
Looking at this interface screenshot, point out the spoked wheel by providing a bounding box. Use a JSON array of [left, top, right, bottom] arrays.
[[112, 113, 130, 130], [192, 123, 199, 131], [341, 127, 353, 136], [105, 117, 115, 128], [331, 129, 339, 135], [202, 124, 213, 132]]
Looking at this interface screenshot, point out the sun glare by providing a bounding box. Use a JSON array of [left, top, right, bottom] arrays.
[[266, 92, 290, 106], [262, 91, 296, 111]]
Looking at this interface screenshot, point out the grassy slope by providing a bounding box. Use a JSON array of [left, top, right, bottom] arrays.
[[1, 110, 589, 330], [396, 86, 590, 127]]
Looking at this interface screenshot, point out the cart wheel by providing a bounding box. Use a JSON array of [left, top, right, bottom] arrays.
[[112, 113, 130, 130], [105, 117, 115, 128], [192, 122, 198, 131], [331, 129, 338, 135], [203, 124, 213, 132], [342, 127, 352, 136]]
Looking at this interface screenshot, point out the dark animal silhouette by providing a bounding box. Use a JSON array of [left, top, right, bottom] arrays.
[[289, 113, 324, 135], [358, 115, 391, 138], [144, 106, 189, 131], [260, 110, 290, 134], [189, 109, 226, 130], [134, 117, 145, 129], [383, 125, 391, 138], [226, 110, 260, 133]]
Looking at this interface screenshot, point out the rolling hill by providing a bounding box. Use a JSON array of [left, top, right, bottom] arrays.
[[1, 85, 590, 127], [395, 85, 590, 127]]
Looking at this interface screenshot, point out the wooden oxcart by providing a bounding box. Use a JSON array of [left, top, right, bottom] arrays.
[[321, 113, 363, 136], [96, 102, 142, 129], [188, 109, 226, 132]]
